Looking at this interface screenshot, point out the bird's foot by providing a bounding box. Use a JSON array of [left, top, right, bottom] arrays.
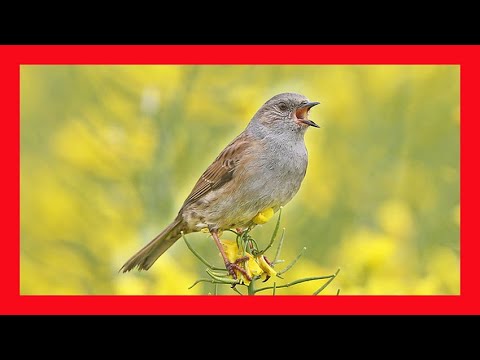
[[225, 256, 251, 282]]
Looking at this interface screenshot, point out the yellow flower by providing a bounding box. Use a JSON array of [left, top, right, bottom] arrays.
[[244, 254, 263, 285], [220, 239, 275, 285], [221, 239, 240, 263], [252, 208, 275, 225], [258, 255, 277, 278]]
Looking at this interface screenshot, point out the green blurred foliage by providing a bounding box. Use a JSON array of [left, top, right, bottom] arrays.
[[20, 65, 459, 295]]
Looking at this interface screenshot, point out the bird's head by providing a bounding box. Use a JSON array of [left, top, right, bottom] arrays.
[[249, 92, 320, 137]]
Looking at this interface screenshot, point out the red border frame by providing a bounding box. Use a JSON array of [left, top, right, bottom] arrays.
[[4, 45, 476, 315]]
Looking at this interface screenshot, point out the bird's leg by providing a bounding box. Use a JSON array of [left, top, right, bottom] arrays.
[[210, 229, 251, 281]]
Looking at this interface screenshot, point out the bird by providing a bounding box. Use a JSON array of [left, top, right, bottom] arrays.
[[120, 92, 320, 277]]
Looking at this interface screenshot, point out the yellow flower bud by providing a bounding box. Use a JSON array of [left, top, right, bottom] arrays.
[[252, 208, 275, 225], [257, 255, 277, 277], [246, 254, 263, 277]]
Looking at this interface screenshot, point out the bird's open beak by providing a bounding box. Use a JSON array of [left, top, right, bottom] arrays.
[[296, 101, 320, 128]]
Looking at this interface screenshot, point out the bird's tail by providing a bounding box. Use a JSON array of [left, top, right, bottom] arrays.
[[120, 218, 185, 272]]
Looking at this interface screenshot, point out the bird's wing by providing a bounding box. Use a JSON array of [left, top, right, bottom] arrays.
[[180, 132, 251, 209]]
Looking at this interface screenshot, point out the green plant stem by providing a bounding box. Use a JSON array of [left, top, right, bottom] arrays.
[[188, 279, 229, 289], [206, 268, 239, 284], [248, 280, 256, 295], [272, 228, 286, 264], [257, 207, 282, 256], [313, 268, 341, 295], [182, 232, 224, 271], [277, 247, 306, 275], [253, 274, 337, 293]]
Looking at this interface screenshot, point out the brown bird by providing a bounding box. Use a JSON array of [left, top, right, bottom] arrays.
[[120, 92, 320, 276]]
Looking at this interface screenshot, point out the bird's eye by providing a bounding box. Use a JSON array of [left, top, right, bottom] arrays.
[[278, 102, 288, 112]]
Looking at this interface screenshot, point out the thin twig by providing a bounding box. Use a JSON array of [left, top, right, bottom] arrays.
[[206, 268, 239, 285], [182, 232, 224, 271], [254, 274, 338, 293], [257, 207, 282, 255], [188, 278, 227, 289], [277, 247, 307, 275], [240, 232, 249, 256], [206, 269, 229, 277], [272, 228, 286, 264], [313, 268, 341, 295], [249, 238, 259, 252]]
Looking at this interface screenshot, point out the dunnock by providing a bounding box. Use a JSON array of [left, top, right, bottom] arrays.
[[120, 92, 320, 277]]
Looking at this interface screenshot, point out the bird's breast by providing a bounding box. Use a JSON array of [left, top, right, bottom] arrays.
[[258, 140, 308, 204], [184, 138, 309, 231]]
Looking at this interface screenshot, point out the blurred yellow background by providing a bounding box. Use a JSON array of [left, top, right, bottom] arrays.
[[20, 65, 459, 295]]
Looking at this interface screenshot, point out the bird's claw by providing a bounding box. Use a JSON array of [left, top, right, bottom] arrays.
[[225, 257, 252, 282]]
